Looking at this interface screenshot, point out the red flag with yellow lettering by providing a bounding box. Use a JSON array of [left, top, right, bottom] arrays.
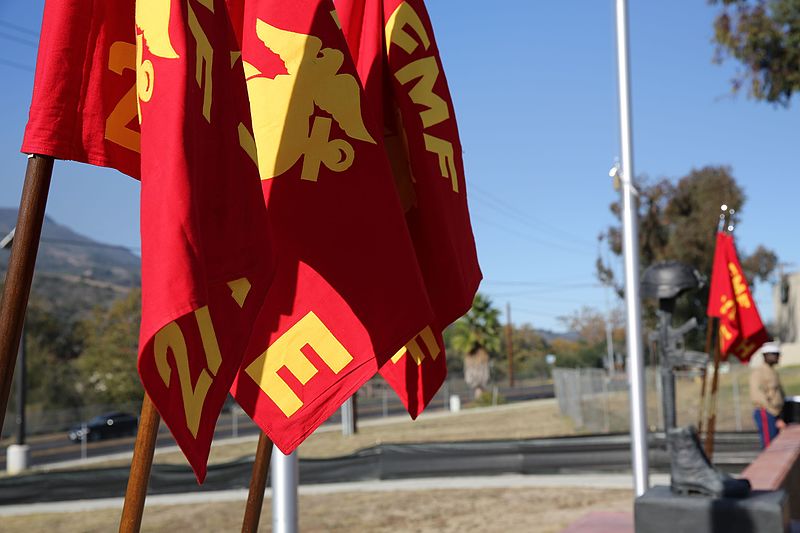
[[23, 0, 275, 481], [229, 0, 436, 453], [336, 0, 481, 417], [135, 0, 276, 481], [22, 0, 140, 178], [707, 232, 767, 362]]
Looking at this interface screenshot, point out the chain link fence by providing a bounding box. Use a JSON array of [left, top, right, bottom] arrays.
[[2, 374, 553, 441], [1, 401, 143, 439], [553, 364, 800, 434]]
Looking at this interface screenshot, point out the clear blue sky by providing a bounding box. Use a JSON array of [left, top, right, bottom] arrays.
[[0, 1, 797, 332]]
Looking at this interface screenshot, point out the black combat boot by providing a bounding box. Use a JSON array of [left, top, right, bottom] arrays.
[[668, 425, 751, 498]]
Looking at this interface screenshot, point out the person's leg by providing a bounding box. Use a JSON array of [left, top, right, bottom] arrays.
[[754, 408, 770, 448], [766, 411, 780, 443]]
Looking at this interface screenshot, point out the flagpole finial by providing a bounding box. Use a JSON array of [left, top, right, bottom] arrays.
[[718, 204, 736, 233]]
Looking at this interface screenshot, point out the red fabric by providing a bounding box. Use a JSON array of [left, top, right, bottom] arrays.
[[134, 0, 274, 482], [760, 408, 772, 447], [337, 0, 481, 417], [707, 232, 767, 362], [230, 0, 435, 454], [22, 0, 141, 179]]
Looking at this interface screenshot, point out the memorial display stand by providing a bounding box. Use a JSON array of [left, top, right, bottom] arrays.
[[0, 156, 276, 533]]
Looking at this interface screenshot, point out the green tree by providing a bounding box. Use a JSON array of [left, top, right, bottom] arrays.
[[20, 299, 85, 411], [710, 0, 800, 105], [74, 289, 142, 406], [508, 324, 550, 379], [450, 293, 502, 398], [598, 166, 778, 342]]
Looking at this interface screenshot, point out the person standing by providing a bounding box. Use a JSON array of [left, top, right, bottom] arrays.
[[750, 342, 786, 448]]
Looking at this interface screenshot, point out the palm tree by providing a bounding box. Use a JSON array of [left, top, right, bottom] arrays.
[[450, 293, 502, 398]]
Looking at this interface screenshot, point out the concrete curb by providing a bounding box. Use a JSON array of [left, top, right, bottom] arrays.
[[0, 472, 668, 516]]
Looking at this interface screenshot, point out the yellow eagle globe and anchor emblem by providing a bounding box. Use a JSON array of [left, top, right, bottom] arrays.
[[243, 19, 376, 182]]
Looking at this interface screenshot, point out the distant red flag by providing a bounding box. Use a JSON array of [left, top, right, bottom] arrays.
[[22, 0, 140, 178], [707, 232, 767, 362], [230, 0, 435, 454], [337, 0, 481, 416]]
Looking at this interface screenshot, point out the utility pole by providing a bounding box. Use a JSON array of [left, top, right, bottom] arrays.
[[777, 262, 795, 341], [506, 302, 514, 387], [3, 227, 30, 473], [603, 282, 616, 377], [605, 320, 615, 376]]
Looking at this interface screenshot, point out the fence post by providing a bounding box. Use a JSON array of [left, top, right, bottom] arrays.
[[732, 367, 742, 432], [603, 372, 610, 433], [654, 367, 663, 431], [80, 422, 87, 461]]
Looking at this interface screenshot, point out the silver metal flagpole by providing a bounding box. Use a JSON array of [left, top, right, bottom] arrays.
[[614, 0, 649, 496], [272, 447, 299, 533]]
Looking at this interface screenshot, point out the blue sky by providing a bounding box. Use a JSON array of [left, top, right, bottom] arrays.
[[0, 1, 797, 332]]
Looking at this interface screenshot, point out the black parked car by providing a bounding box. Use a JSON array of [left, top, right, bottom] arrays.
[[68, 412, 138, 442]]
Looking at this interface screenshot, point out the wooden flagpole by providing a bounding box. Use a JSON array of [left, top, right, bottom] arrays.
[[241, 433, 275, 533], [697, 317, 715, 434], [704, 339, 722, 459], [0, 157, 272, 532], [703, 205, 733, 459], [0, 155, 53, 429], [119, 394, 161, 533], [0, 155, 272, 532]]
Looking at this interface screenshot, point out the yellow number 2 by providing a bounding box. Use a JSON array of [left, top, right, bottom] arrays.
[[153, 306, 222, 438]]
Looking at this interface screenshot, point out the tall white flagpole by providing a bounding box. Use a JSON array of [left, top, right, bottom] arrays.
[[614, 0, 649, 496], [272, 447, 299, 533]]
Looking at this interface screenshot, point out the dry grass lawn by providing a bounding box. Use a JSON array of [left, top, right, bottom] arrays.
[[1, 486, 632, 533], [169, 399, 579, 465], [30, 399, 577, 472]]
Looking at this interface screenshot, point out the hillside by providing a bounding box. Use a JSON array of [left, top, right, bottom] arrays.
[[0, 208, 140, 319]]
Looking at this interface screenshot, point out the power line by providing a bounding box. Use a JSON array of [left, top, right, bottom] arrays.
[[0, 234, 141, 254], [0, 31, 37, 47], [469, 182, 596, 247], [489, 283, 602, 298], [471, 213, 592, 256], [482, 278, 597, 287], [510, 307, 566, 320], [0, 58, 33, 72], [472, 192, 595, 247], [0, 20, 38, 37], [40, 237, 140, 253], [502, 295, 593, 305]]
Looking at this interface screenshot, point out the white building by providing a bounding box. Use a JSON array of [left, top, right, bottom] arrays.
[[769, 271, 800, 366]]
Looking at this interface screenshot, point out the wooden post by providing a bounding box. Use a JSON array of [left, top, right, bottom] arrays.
[[119, 395, 161, 533], [0, 155, 53, 430], [704, 339, 722, 460], [241, 433, 274, 533], [697, 317, 715, 434]]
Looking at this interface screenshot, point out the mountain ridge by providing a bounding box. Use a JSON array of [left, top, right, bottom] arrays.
[[0, 207, 140, 288], [0, 207, 141, 320]]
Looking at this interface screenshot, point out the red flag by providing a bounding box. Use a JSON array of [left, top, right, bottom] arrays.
[[707, 232, 767, 362], [229, 0, 435, 453], [23, 0, 275, 481], [134, 0, 276, 481], [22, 0, 141, 178], [337, 0, 481, 416]]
